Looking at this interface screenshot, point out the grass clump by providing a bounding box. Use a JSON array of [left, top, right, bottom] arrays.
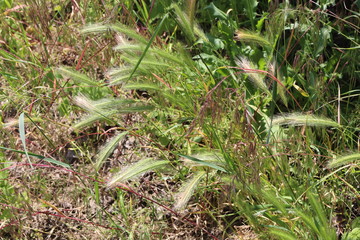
[[1, 0, 359, 239]]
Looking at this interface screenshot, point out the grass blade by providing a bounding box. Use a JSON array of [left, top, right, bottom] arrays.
[[128, 12, 169, 80], [42, 158, 71, 169], [296, 210, 320, 235], [179, 154, 227, 172], [269, 228, 297, 240], [307, 191, 336, 239], [19, 113, 33, 168], [262, 189, 287, 214]]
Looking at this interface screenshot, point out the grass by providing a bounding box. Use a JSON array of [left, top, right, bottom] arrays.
[[1, 0, 359, 239]]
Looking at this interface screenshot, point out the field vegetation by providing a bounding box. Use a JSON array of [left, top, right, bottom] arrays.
[[0, 0, 359, 239]]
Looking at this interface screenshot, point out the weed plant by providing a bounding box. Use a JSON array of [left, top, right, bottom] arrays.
[[1, 0, 359, 239]]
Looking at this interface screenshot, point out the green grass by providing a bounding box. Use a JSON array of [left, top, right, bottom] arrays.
[[1, 0, 359, 239]]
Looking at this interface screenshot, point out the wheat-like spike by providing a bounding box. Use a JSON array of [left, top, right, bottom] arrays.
[[94, 131, 128, 171], [107, 158, 169, 188], [234, 30, 272, 47], [81, 23, 148, 44], [271, 113, 340, 128], [236, 57, 269, 93], [328, 153, 360, 168], [74, 95, 98, 112], [173, 171, 206, 210], [56, 67, 98, 86], [72, 110, 118, 129]]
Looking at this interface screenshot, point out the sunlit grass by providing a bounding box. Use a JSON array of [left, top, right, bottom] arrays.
[[1, 0, 359, 239]]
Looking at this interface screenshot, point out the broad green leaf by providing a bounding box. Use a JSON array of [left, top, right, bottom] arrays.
[[204, 3, 227, 20], [314, 26, 331, 56]]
